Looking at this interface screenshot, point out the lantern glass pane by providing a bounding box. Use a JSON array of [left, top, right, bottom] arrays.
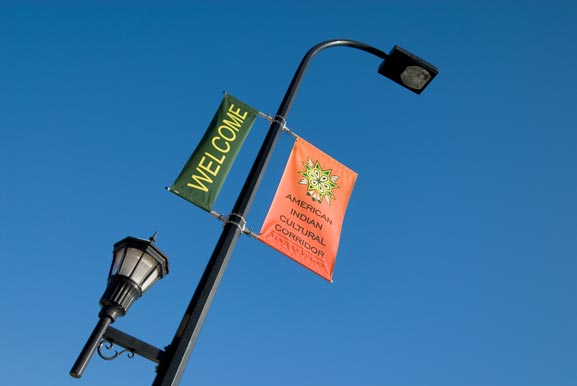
[[111, 248, 126, 275], [141, 265, 162, 292], [130, 253, 158, 288], [117, 247, 145, 278]]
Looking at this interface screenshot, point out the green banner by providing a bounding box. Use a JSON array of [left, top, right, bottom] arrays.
[[168, 93, 258, 211]]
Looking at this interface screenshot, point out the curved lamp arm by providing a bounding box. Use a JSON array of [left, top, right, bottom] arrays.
[[277, 39, 388, 120], [232, 39, 389, 217]]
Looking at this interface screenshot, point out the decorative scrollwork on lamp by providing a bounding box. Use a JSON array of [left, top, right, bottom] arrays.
[[97, 339, 136, 361]]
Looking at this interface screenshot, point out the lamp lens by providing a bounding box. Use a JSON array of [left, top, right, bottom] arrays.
[[400, 65, 431, 90]]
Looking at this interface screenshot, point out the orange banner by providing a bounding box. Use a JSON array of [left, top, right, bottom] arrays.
[[258, 137, 357, 282]]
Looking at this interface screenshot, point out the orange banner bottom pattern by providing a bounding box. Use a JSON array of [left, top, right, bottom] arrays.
[[261, 226, 334, 281]]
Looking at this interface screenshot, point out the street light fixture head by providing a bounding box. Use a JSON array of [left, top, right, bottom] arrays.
[[378, 45, 438, 94], [70, 233, 170, 379], [100, 234, 170, 320]]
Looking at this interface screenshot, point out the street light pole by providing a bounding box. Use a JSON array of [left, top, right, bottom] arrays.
[[68, 37, 437, 384], [152, 39, 398, 386]]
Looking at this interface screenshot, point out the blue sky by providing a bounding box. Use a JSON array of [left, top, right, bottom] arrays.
[[1, 1, 576, 386]]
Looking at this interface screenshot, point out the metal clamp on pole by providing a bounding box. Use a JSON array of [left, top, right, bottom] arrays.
[[226, 212, 247, 233]]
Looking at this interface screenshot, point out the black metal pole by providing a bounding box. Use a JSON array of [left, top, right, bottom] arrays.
[[151, 39, 388, 386], [70, 316, 113, 378]]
